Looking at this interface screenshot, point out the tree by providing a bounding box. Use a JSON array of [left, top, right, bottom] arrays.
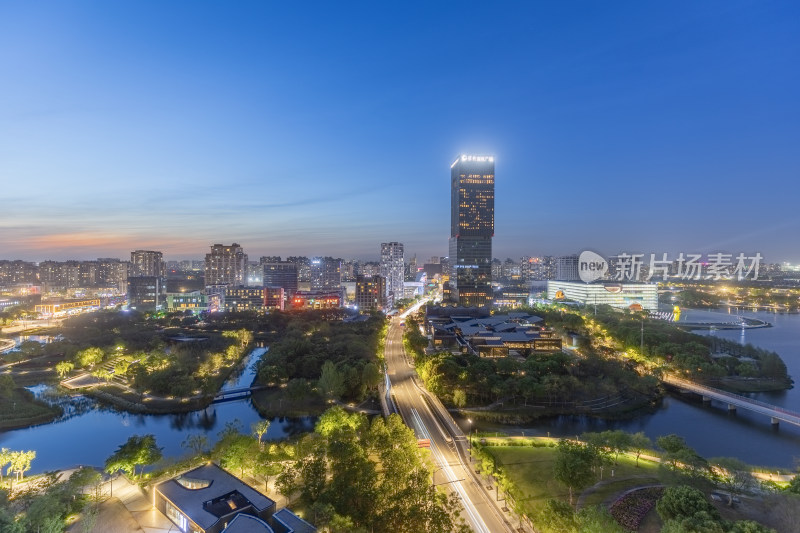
[[55, 361, 75, 378], [452, 389, 467, 408], [251, 419, 271, 450], [787, 474, 800, 494], [286, 378, 311, 402], [0, 376, 15, 399], [361, 362, 381, 392], [75, 347, 104, 368], [656, 485, 719, 523], [7, 450, 35, 482], [711, 457, 754, 506], [181, 434, 209, 456], [657, 434, 707, 473], [553, 440, 598, 506], [0, 449, 10, 483], [630, 432, 652, 467], [318, 361, 345, 400], [104, 434, 162, 478], [315, 407, 364, 438]]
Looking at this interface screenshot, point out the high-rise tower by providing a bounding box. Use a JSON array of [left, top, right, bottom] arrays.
[[449, 155, 494, 307], [205, 243, 248, 288], [380, 242, 404, 303]]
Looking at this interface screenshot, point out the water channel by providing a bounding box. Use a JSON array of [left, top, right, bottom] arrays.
[[0, 347, 315, 474]]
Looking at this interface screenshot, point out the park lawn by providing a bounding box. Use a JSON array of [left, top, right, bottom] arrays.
[[485, 443, 662, 517]]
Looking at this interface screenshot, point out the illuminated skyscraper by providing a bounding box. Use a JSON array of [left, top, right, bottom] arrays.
[[130, 250, 165, 278], [129, 250, 165, 310], [449, 155, 495, 307], [204, 243, 248, 288], [380, 242, 404, 303]]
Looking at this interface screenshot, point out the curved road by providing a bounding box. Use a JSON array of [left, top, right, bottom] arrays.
[[384, 318, 514, 533]]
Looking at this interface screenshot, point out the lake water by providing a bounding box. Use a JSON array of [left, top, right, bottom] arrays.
[[0, 347, 315, 474], [471, 308, 800, 469]]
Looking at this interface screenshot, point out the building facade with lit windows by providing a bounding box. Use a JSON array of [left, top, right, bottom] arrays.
[[221, 286, 282, 312], [290, 290, 342, 310], [130, 250, 166, 278], [546, 280, 658, 311], [449, 155, 495, 307], [310, 257, 341, 291], [205, 244, 248, 288], [355, 275, 386, 313], [166, 291, 208, 313], [261, 261, 298, 297], [380, 242, 404, 302]]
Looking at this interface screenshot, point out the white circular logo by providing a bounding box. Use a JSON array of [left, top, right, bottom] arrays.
[[578, 251, 608, 283]]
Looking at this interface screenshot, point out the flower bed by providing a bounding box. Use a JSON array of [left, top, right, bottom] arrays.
[[608, 486, 664, 532]]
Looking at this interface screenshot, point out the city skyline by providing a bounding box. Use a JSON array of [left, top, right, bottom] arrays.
[[2, 3, 799, 262]]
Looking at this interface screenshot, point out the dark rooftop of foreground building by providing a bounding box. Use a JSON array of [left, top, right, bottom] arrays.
[[153, 463, 315, 533]]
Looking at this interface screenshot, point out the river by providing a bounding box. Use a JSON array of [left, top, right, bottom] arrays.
[[0, 347, 315, 474], [470, 308, 800, 469]]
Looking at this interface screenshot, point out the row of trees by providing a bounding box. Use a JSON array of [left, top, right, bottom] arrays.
[[276, 408, 469, 532], [0, 467, 103, 533]]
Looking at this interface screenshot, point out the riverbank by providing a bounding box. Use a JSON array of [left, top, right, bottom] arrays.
[[711, 376, 793, 393], [0, 388, 62, 430]]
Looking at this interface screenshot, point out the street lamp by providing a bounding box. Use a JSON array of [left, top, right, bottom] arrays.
[[467, 418, 473, 450]]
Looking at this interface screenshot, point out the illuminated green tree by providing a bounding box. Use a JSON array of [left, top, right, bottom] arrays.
[[251, 419, 271, 450], [318, 361, 345, 400], [104, 435, 162, 478], [75, 347, 104, 368], [55, 361, 74, 378]]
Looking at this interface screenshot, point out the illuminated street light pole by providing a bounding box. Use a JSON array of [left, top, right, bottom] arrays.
[[467, 418, 473, 450]]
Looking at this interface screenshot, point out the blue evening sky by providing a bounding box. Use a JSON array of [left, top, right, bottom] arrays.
[[1, 1, 798, 262]]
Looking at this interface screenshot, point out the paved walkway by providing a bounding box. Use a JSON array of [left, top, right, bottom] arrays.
[[69, 476, 177, 533]]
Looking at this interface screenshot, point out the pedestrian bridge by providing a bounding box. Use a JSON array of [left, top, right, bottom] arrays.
[[662, 374, 800, 427], [212, 385, 268, 402]]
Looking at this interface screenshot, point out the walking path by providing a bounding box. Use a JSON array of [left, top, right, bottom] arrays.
[[68, 476, 177, 533]]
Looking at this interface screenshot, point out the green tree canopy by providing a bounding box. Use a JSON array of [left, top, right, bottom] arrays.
[[104, 434, 162, 478]]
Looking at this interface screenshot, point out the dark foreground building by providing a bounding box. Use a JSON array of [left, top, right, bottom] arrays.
[[152, 463, 315, 533]]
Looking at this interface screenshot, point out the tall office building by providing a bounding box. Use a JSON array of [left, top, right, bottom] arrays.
[[130, 250, 165, 278], [556, 255, 580, 281], [355, 274, 387, 313], [205, 243, 248, 287], [310, 257, 341, 291], [262, 261, 299, 296], [129, 250, 166, 310], [448, 155, 495, 307], [380, 242, 404, 302]]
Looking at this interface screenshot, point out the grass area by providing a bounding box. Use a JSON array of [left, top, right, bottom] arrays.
[[480, 437, 662, 518], [0, 388, 62, 429]]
